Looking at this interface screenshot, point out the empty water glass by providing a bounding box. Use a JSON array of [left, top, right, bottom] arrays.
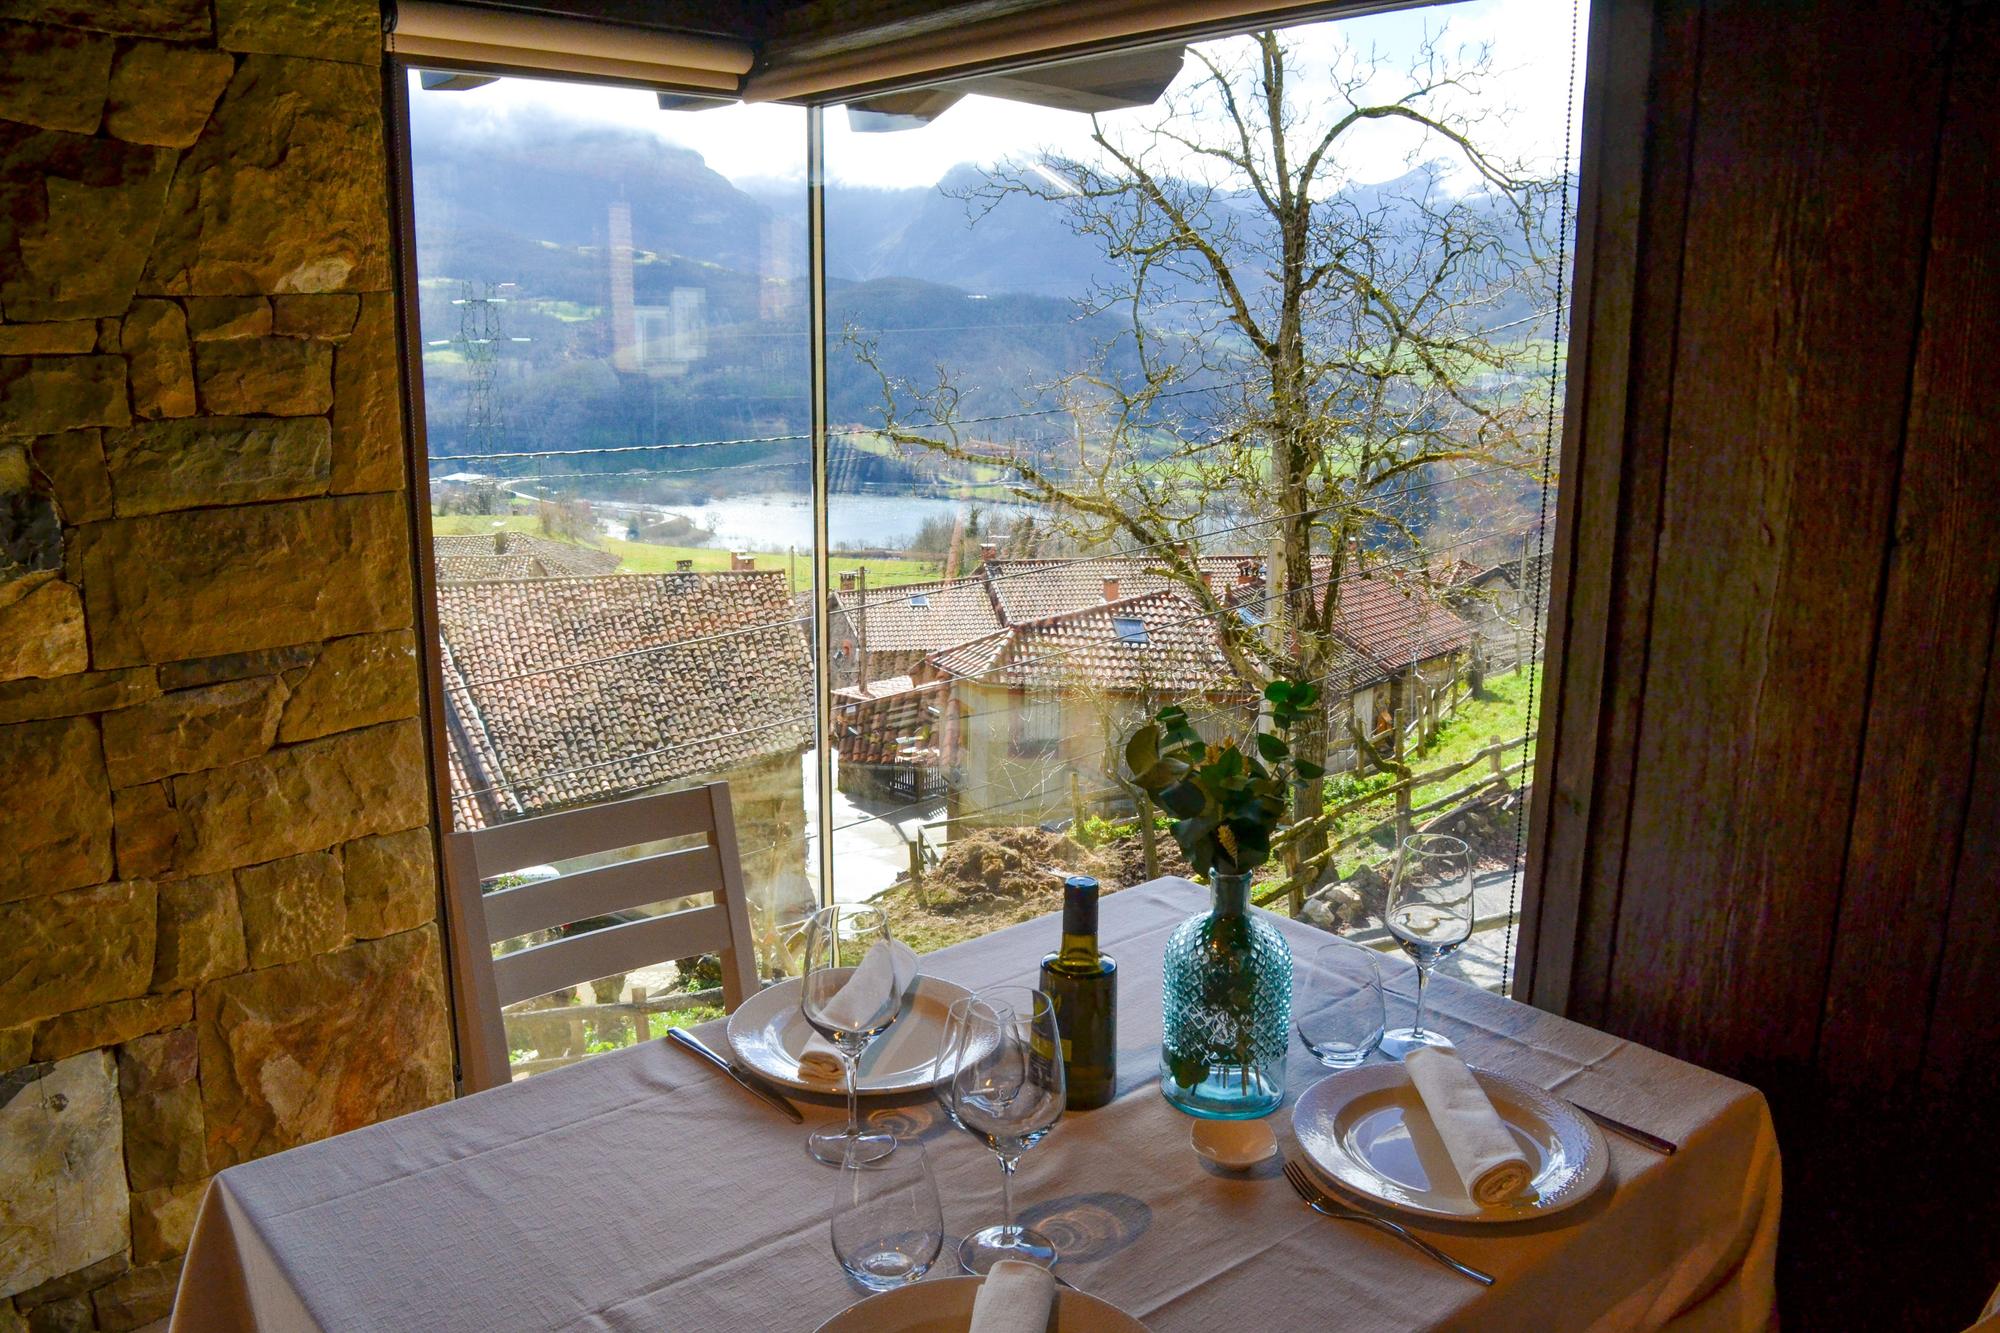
[[1296, 941, 1386, 1067], [829, 1137, 944, 1292]]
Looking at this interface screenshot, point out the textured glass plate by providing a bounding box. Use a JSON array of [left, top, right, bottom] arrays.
[[724, 975, 972, 1095], [814, 1276, 1149, 1332], [1292, 1063, 1609, 1223]]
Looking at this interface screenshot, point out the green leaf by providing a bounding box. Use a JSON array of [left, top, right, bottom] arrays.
[[1296, 759, 1325, 780], [1157, 780, 1208, 819], [1255, 731, 1288, 762], [1125, 725, 1160, 779]]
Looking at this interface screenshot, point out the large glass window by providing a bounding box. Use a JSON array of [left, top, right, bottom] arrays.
[[401, 0, 1579, 1079], [823, 5, 1579, 992]]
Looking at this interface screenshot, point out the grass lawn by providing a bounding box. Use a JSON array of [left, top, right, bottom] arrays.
[[1317, 662, 1542, 876], [430, 512, 943, 593]]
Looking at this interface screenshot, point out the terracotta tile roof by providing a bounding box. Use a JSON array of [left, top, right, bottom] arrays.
[[433, 532, 622, 583], [981, 555, 1254, 625], [437, 571, 811, 829], [832, 675, 953, 767], [1327, 569, 1480, 668], [832, 576, 1003, 657]]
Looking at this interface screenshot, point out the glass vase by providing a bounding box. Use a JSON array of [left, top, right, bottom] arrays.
[[1159, 872, 1292, 1118]]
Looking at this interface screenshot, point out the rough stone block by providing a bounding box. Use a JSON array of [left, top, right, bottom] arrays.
[[343, 827, 436, 940], [101, 676, 284, 787], [94, 317, 120, 352], [237, 850, 345, 968], [0, 128, 175, 322], [151, 873, 245, 992], [0, 575, 87, 682], [331, 291, 401, 494], [0, 355, 129, 435], [104, 41, 233, 149], [0, 665, 157, 725], [3, 0, 209, 40], [0, 22, 112, 135], [120, 299, 195, 419], [0, 1023, 31, 1072], [74, 493, 413, 668], [0, 715, 112, 902], [192, 337, 332, 416], [111, 781, 177, 881], [26, 429, 111, 524], [182, 297, 269, 341], [31, 991, 190, 1063], [0, 322, 97, 355], [159, 642, 315, 692], [89, 1258, 180, 1332], [171, 719, 429, 874], [198, 925, 451, 1169], [22, 1296, 89, 1333], [142, 57, 389, 295], [0, 880, 153, 1021], [272, 293, 360, 341], [104, 416, 330, 517], [0, 1052, 129, 1299], [130, 1179, 204, 1263], [278, 629, 418, 743], [217, 0, 376, 63], [118, 1030, 204, 1192]]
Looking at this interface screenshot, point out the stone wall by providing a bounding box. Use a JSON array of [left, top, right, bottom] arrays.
[[0, 3, 453, 1327]]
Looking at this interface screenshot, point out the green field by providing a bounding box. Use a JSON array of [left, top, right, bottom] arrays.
[[430, 513, 943, 593]]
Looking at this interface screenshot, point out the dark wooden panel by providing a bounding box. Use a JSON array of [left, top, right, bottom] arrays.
[[1819, 0, 2000, 1092], [1604, 0, 1950, 1072], [1928, 615, 2000, 1091]]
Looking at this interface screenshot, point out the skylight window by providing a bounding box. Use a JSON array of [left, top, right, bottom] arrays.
[[1237, 606, 1263, 626], [1113, 616, 1149, 645], [910, 593, 930, 608]]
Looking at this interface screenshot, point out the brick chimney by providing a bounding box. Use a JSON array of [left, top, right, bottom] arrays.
[[839, 572, 858, 592], [674, 559, 694, 572], [1200, 570, 1214, 592], [1237, 560, 1259, 586], [1102, 576, 1119, 602], [731, 552, 754, 571], [980, 542, 998, 561]]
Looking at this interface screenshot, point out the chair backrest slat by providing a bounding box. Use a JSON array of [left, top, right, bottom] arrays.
[[441, 781, 757, 1094], [464, 786, 714, 873], [480, 845, 722, 942], [492, 903, 734, 1008]]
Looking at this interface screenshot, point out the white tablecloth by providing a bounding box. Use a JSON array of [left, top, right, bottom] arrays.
[[170, 878, 1779, 1331]]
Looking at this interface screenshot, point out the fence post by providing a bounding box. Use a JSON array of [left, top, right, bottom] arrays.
[[633, 986, 650, 1044]]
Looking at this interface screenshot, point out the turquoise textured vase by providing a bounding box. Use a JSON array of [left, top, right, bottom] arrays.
[[1159, 872, 1292, 1118]]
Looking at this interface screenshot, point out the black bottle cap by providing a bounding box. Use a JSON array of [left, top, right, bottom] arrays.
[[1062, 876, 1099, 937]]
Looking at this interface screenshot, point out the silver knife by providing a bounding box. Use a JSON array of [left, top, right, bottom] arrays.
[[666, 1028, 804, 1123], [1572, 1101, 1679, 1155]]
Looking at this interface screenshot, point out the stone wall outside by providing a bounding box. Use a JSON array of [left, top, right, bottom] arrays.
[[0, 3, 453, 1327]]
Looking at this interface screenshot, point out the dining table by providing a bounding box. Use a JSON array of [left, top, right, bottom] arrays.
[[169, 876, 1780, 1332]]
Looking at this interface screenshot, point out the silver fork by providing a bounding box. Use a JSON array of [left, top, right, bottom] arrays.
[[1281, 1160, 1496, 1287]]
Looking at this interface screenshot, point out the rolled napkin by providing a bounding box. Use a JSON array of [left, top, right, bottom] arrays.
[[967, 1260, 1057, 1333], [797, 939, 919, 1081], [1404, 1046, 1533, 1206]]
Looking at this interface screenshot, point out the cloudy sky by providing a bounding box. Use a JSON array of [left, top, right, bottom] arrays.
[[406, 0, 1584, 193]]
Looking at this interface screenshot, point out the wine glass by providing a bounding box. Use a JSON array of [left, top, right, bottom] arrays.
[[1296, 940, 1386, 1067], [801, 905, 902, 1165], [947, 986, 1065, 1275], [829, 1136, 945, 1291], [1380, 834, 1475, 1058]]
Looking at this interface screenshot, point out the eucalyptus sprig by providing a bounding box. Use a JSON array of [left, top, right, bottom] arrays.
[[1124, 680, 1325, 878]]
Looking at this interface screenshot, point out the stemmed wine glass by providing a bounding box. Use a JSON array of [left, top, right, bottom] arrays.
[[1379, 834, 1475, 1058], [801, 905, 902, 1165], [945, 986, 1066, 1275]]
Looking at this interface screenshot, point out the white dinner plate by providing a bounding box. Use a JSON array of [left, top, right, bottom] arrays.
[[1291, 1062, 1610, 1223], [813, 1276, 1150, 1332], [724, 975, 972, 1095]]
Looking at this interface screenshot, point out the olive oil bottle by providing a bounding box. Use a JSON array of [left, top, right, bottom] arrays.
[[1040, 875, 1117, 1110]]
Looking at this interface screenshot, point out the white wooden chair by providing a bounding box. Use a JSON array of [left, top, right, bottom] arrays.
[[443, 782, 758, 1093]]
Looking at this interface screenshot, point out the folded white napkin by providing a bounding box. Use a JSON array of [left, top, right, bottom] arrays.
[[797, 939, 919, 1081], [1404, 1046, 1532, 1206], [967, 1260, 1057, 1333]]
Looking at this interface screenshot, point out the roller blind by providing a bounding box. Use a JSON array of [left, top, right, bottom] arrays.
[[385, 1, 754, 93], [742, 0, 1415, 103]]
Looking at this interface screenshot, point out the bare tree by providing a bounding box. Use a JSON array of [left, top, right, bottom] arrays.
[[859, 28, 1563, 910]]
